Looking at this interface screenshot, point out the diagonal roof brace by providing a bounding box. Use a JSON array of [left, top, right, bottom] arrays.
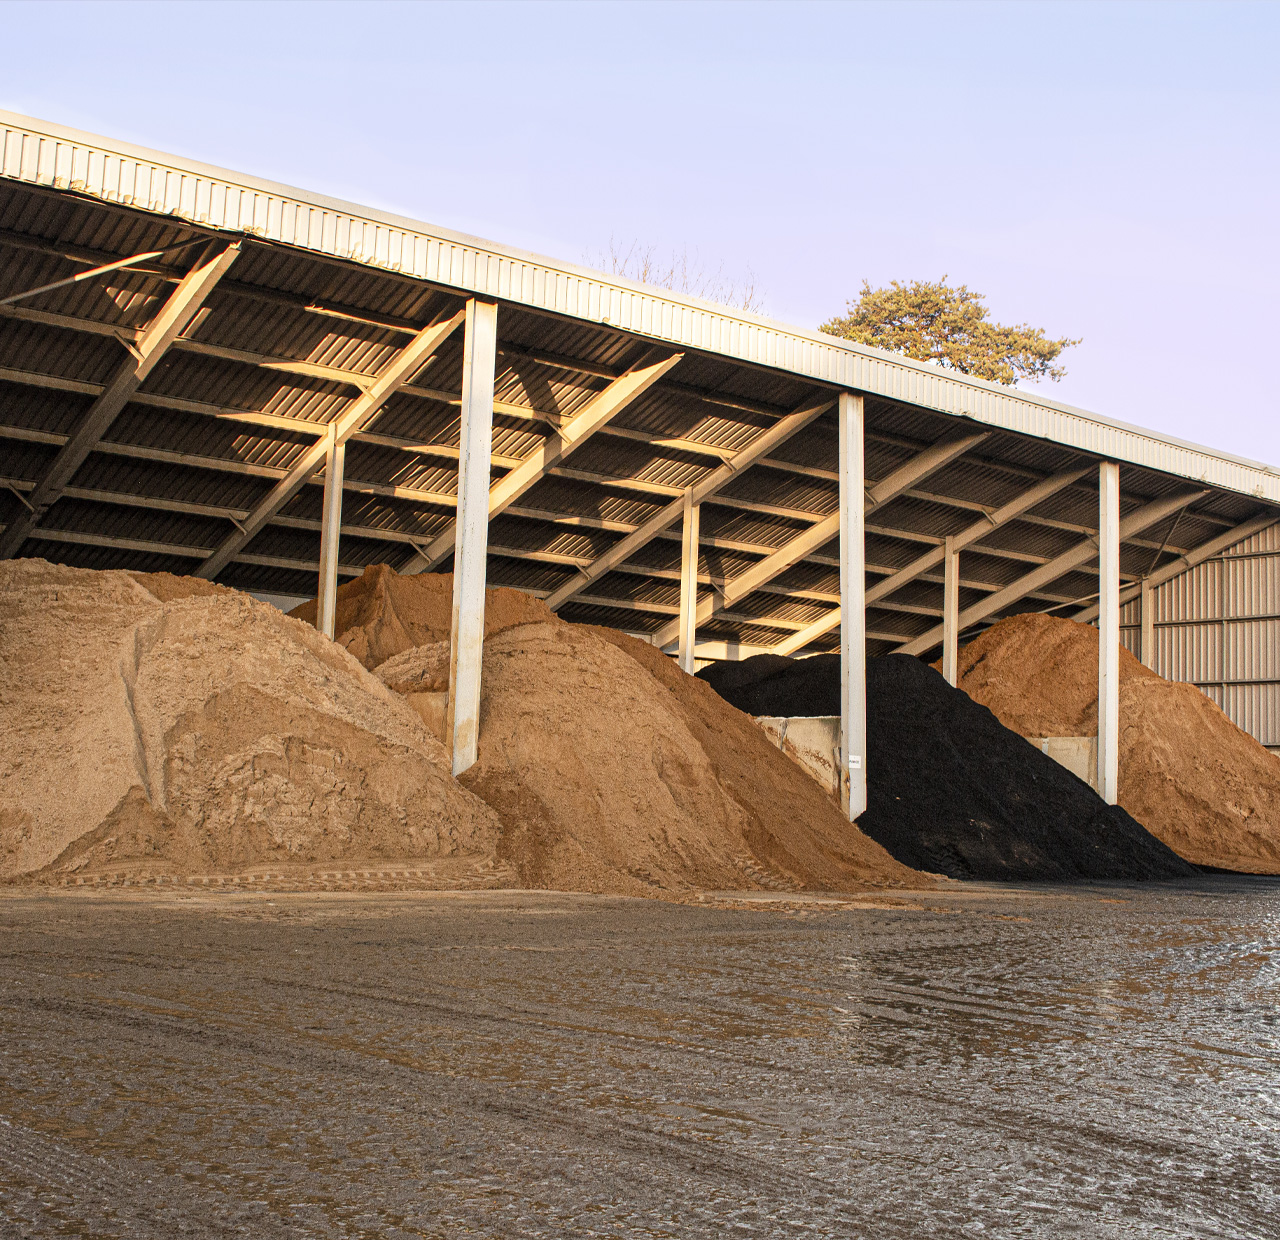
[[193, 306, 467, 580], [649, 429, 989, 649], [0, 236, 210, 308], [771, 464, 1092, 655], [544, 392, 838, 610], [0, 239, 242, 560], [399, 347, 685, 575], [1071, 510, 1279, 624], [894, 485, 1210, 657]]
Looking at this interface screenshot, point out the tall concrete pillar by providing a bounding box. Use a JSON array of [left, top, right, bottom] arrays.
[[839, 392, 867, 820], [316, 423, 346, 639], [677, 492, 700, 674], [1140, 576, 1155, 669], [447, 298, 498, 775], [942, 535, 960, 687], [1098, 461, 1120, 804]]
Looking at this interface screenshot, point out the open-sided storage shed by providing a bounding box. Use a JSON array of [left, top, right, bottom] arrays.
[[3, 111, 1278, 805]]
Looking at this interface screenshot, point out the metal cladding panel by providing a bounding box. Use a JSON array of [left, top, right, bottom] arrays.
[[22, 537, 189, 575], [486, 557, 564, 595], [0, 317, 120, 384], [1224, 522, 1280, 557], [5, 111, 1278, 503], [0, 380, 87, 434], [1156, 622, 1223, 684], [1221, 619, 1280, 682], [191, 298, 401, 375], [699, 507, 810, 550], [717, 468, 837, 514], [1223, 554, 1280, 618], [1217, 683, 1280, 748], [1152, 539, 1279, 624], [1159, 561, 1224, 623], [558, 599, 662, 633], [0, 250, 162, 327]]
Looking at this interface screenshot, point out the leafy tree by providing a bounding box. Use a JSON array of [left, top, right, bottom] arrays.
[[821, 277, 1079, 384]]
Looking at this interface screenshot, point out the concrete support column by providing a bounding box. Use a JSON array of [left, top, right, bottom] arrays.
[[1140, 576, 1155, 669], [941, 535, 960, 686], [1098, 461, 1120, 804], [677, 492, 700, 674], [447, 298, 498, 776], [316, 423, 346, 639], [839, 392, 867, 821]]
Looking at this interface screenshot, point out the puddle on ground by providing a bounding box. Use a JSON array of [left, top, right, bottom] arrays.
[[0, 878, 1277, 1237]]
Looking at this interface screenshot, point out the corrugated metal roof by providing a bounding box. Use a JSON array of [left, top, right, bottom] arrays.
[[4, 109, 1277, 500]]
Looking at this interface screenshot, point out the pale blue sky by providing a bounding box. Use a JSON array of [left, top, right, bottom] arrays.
[[3, 0, 1277, 464]]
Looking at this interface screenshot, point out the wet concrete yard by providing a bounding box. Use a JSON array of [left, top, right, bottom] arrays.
[[1, 881, 1277, 1238]]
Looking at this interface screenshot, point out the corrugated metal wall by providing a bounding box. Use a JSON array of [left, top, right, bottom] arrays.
[[1120, 522, 1280, 752]]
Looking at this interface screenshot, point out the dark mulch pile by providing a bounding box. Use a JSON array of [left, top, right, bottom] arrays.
[[697, 653, 1197, 882]]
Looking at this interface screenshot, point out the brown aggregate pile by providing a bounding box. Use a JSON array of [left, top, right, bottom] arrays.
[[290, 562, 554, 670], [377, 620, 921, 896], [0, 560, 501, 885], [947, 613, 1280, 874], [4, 558, 918, 896]]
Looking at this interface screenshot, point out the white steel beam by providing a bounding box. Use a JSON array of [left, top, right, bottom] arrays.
[[941, 536, 960, 686], [1097, 462, 1120, 804], [0, 523, 372, 580], [1073, 511, 1278, 623], [2, 466, 1077, 610], [0, 241, 241, 559], [447, 299, 498, 776], [0, 242, 200, 307], [677, 493, 701, 674], [1139, 577, 1154, 670], [839, 393, 868, 820], [771, 466, 1090, 655], [400, 347, 683, 575], [194, 307, 466, 579], [894, 486, 1209, 658], [544, 394, 836, 610], [650, 430, 989, 649], [316, 425, 346, 640]]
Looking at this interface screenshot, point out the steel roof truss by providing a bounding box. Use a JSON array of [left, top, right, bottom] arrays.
[[193, 306, 467, 579], [894, 486, 1210, 656], [399, 348, 685, 574], [1072, 511, 1280, 623], [772, 465, 1091, 654], [543, 393, 836, 610], [0, 240, 242, 560], [648, 430, 989, 648]]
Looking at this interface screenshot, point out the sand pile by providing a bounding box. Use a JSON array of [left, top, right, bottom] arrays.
[[290, 562, 553, 670], [0, 559, 502, 885], [698, 653, 1195, 881], [949, 614, 1280, 874], [376, 621, 920, 895]]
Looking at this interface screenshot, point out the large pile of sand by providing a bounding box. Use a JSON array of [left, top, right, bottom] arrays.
[[290, 563, 553, 670], [949, 614, 1280, 874], [376, 621, 920, 895], [0, 560, 502, 885]]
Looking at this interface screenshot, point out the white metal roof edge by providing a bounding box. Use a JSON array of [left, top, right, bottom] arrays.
[[2, 109, 1277, 505]]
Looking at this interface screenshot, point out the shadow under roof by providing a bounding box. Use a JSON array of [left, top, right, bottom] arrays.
[[1, 110, 1277, 659]]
